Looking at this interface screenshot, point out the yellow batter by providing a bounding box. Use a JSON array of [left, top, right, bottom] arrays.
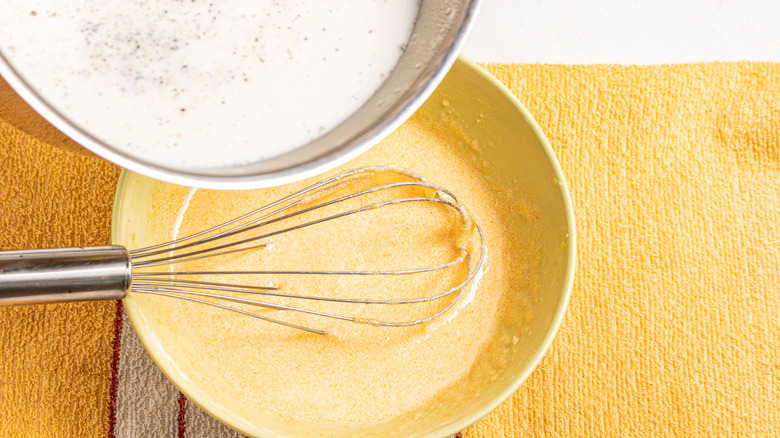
[[140, 110, 540, 431]]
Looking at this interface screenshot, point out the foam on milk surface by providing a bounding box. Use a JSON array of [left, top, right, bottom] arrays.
[[0, 0, 418, 169]]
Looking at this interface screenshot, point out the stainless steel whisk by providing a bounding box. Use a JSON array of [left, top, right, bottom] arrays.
[[0, 166, 486, 334]]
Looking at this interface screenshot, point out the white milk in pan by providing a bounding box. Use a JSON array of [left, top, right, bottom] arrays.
[[0, 0, 419, 169]]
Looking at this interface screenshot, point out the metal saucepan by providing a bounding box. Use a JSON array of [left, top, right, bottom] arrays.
[[0, 0, 481, 189]]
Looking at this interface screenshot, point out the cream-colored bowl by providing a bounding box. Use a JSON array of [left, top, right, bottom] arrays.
[[111, 56, 575, 437]]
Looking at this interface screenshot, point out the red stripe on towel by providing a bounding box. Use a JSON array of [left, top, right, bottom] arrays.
[[107, 300, 124, 438], [177, 391, 188, 438]]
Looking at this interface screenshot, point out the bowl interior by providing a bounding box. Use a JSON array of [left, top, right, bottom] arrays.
[[112, 57, 575, 437]]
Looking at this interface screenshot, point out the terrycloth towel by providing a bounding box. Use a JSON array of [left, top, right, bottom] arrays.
[[1, 63, 778, 437]]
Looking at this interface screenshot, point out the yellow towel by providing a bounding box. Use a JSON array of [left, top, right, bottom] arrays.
[[464, 63, 780, 437], [0, 78, 119, 437], [0, 63, 778, 437]]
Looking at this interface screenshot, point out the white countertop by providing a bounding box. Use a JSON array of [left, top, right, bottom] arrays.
[[462, 0, 780, 64]]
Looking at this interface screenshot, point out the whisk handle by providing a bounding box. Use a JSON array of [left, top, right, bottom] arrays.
[[0, 246, 131, 305]]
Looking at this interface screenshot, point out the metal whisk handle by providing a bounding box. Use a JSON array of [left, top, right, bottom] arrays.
[[0, 246, 131, 305]]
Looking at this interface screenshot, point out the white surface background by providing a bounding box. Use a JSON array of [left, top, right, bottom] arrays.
[[462, 0, 780, 64]]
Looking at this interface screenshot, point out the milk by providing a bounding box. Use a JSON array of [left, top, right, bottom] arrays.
[[0, 0, 419, 169]]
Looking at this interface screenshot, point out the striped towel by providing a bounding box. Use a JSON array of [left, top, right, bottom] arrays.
[[110, 301, 245, 437]]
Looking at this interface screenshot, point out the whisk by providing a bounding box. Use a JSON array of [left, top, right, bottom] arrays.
[[0, 166, 486, 334]]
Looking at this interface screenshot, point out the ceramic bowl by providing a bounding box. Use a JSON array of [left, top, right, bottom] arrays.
[[111, 56, 575, 437]]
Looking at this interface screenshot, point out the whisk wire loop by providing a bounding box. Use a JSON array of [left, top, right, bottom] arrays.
[[132, 179, 457, 265], [128, 166, 486, 334]]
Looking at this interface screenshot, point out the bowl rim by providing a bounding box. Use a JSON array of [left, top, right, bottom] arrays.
[[111, 55, 576, 437], [433, 56, 577, 436]]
